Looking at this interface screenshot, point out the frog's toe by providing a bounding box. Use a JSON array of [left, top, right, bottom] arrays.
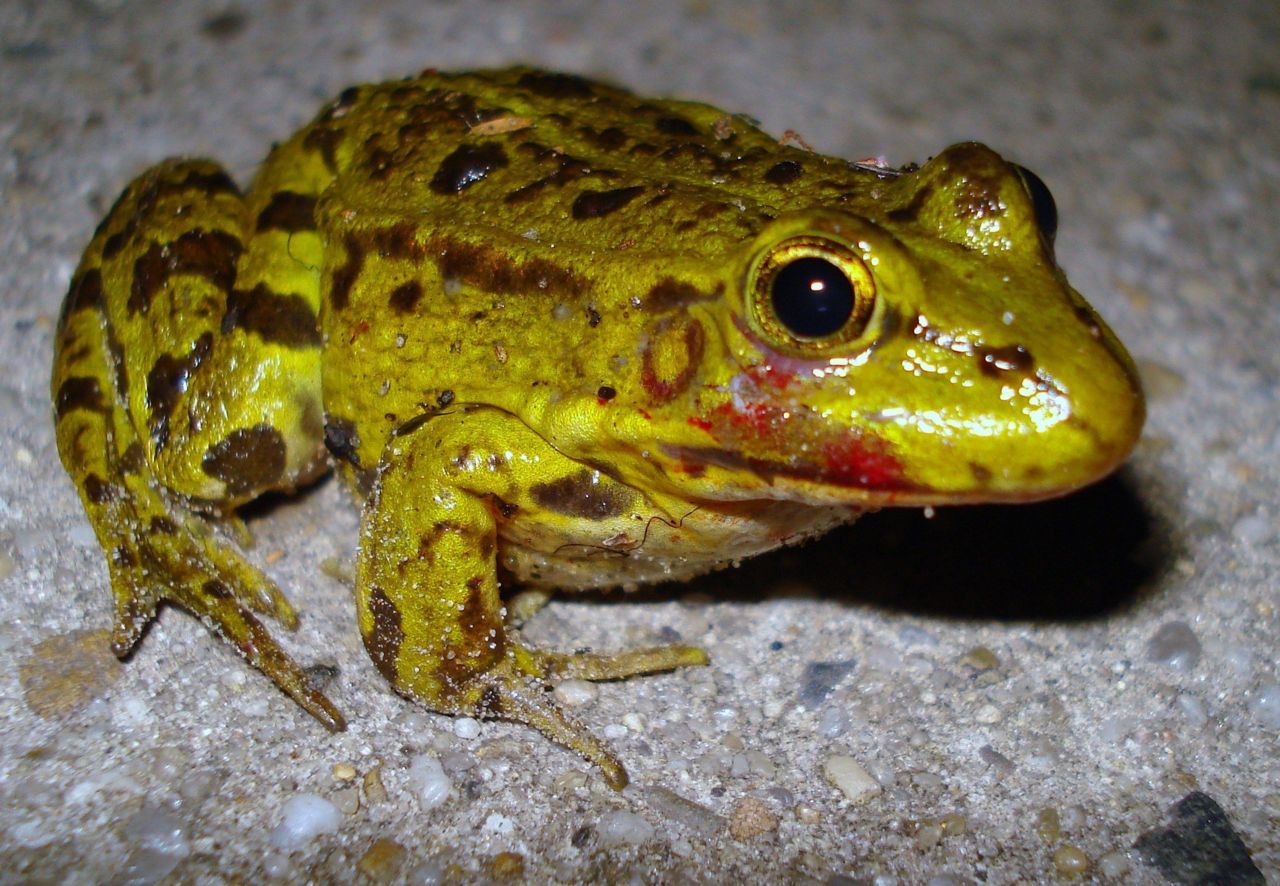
[[176, 579, 347, 730], [534, 644, 709, 681], [475, 659, 629, 790]]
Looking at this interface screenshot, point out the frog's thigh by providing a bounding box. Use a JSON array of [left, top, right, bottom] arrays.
[[99, 159, 327, 506], [58, 159, 341, 727], [357, 407, 705, 788]]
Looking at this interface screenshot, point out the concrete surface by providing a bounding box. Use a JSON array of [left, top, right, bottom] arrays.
[[1, 1, 1277, 882]]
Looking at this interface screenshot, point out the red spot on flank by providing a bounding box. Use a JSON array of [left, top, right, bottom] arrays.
[[820, 435, 903, 489], [687, 416, 713, 432]]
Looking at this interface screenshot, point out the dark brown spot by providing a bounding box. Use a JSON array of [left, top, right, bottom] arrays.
[[255, 191, 318, 233], [371, 223, 421, 261], [365, 145, 396, 180], [597, 385, 616, 401], [644, 277, 720, 312], [434, 237, 585, 298], [83, 473, 117, 505], [516, 70, 596, 99], [887, 180, 935, 224], [388, 280, 423, 314], [58, 269, 104, 334], [128, 229, 243, 316], [587, 306, 601, 327], [329, 234, 365, 311], [764, 160, 803, 185], [303, 126, 343, 172], [113, 546, 136, 568], [146, 332, 213, 450], [222, 283, 320, 348], [436, 389, 455, 408], [655, 115, 698, 136], [1074, 305, 1104, 340], [572, 185, 645, 220], [581, 125, 627, 150], [323, 418, 362, 467], [976, 344, 1035, 377], [430, 143, 509, 195], [202, 579, 233, 599], [969, 463, 993, 483], [364, 587, 405, 684], [149, 516, 178, 534], [200, 424, 287, 497], [531, 470, 633, 520], [484, 494, 519, 520], [121, 442, 146, 473], [55, 376, 106, 419]]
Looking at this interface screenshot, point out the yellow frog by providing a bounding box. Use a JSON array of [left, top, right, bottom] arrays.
[[51, 68, 1143, 788]]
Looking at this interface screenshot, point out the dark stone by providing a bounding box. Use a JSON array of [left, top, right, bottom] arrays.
[[798, 659, 856, 707], [1133, 792, 1264, 885]]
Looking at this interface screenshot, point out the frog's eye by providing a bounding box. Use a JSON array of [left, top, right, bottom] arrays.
[[1013, 164, 1058, 244], [749, 237, 877, 352]]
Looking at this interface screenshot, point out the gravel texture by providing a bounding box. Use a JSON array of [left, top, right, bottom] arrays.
[[1, 1, 1277, 882]]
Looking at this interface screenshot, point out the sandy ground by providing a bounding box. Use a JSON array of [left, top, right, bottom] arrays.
[[1, 1, 1277, 882]]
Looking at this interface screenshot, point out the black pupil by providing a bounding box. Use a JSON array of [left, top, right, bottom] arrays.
[[1013, 164, 1058, 242], [770, 257, 855, 338]]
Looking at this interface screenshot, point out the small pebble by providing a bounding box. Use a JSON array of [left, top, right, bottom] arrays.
[[269, 795, 343, 850], [795, 803, 822, 824], [728, 796, 777, 841], [1146, 621, 1202, 672], [800, 659, 856, 706], [1097, 849, 1131, 878], [332, 762, 357, 781], [0, 548, 13, 580], [596, 810, 655, 847], [938, 812, 967, 835], [916, 822, 943, 851], [823, 754, 881, 805], [1247, 680, 1280, 730], [1035, 807, 1061, 842], [357, 838, 408, 883], [1177, 693, 1208, 727], [489, 852, 525, 879], [978, 744, 1015, 773], [408, 755, 452, 810], [1232, 512, 1273, 547], [453, 717, 481, 739], [554, 679, 597, 706], [640, 786, 724, 838], [959, 646, 1000, 671], [331, 786, 360, 815], [817, 706, 851, 738], [363, 766, 389, 804], [974, 703, 1002, 724], [1053, 845, 1090, 877]]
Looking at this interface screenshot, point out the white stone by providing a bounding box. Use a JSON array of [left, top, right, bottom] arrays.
[[823, 754, 881, 804], [268, 795, 343, 850], [408, 754, 453, 810]]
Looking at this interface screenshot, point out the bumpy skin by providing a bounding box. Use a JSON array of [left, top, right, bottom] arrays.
[[52, 68, 1144, 788]]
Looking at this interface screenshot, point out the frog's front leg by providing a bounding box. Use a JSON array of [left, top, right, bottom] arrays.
[[357, 406, 707, 789]]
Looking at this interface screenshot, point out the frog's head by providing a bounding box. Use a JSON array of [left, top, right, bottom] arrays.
[[652, 142, 1144, 506]]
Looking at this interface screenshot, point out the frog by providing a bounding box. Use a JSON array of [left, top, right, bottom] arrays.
[[51, 67, 1143, 789]]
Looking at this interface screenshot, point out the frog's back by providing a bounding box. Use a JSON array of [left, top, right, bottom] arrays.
[[303, 68, 873, 255]]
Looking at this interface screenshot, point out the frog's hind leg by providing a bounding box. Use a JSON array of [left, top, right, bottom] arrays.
[[52, 159, 342, 729], [356, 406, 707, 789]]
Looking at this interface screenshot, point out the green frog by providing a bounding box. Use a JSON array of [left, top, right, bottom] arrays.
[[51, 67, 1143, 788]]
